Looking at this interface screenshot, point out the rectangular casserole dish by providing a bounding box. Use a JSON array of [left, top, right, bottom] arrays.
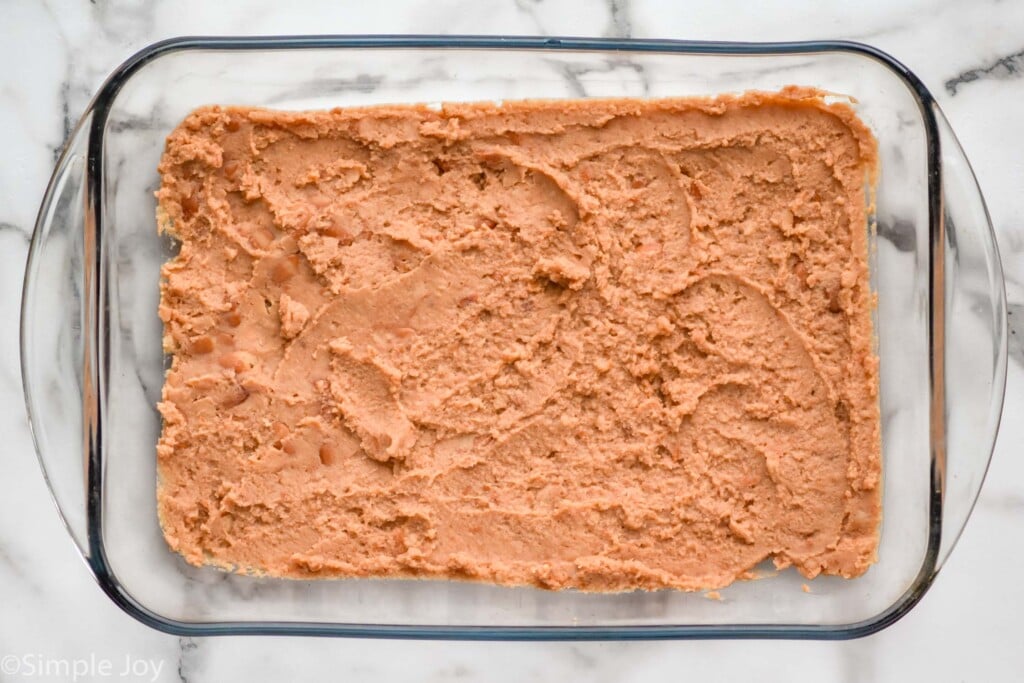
[[21, 36, 1006, 639]]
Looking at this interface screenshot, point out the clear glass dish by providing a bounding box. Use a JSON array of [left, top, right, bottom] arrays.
[[20, 36, 1006, 639]]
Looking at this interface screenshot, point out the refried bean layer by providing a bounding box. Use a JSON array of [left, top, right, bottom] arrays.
[[156, 87, 881, 591]]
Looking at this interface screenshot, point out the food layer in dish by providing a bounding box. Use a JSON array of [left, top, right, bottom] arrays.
[[156, 87, 880, 591]]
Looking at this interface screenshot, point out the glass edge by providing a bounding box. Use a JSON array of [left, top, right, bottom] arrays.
[[83, 34, 948, 639], [20, 112, 94, 561], [84, 548, 942, 640], [931, 104, 1009, 567]]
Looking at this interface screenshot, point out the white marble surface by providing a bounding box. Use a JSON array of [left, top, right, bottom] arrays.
[[2, 0, 1023, 680]]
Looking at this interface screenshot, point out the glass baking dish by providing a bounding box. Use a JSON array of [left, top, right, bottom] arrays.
[[20, 36, 1006, 639]]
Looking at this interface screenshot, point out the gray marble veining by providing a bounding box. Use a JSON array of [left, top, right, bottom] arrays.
[[946, 46, 1024, 95]]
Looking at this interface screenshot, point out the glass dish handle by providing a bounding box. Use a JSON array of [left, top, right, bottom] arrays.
[[936, 104, 1008, 569], [21, 116, 93, 558]]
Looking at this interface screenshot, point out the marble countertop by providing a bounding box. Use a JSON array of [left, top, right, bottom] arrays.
[[2, 0, 1022, 680]]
